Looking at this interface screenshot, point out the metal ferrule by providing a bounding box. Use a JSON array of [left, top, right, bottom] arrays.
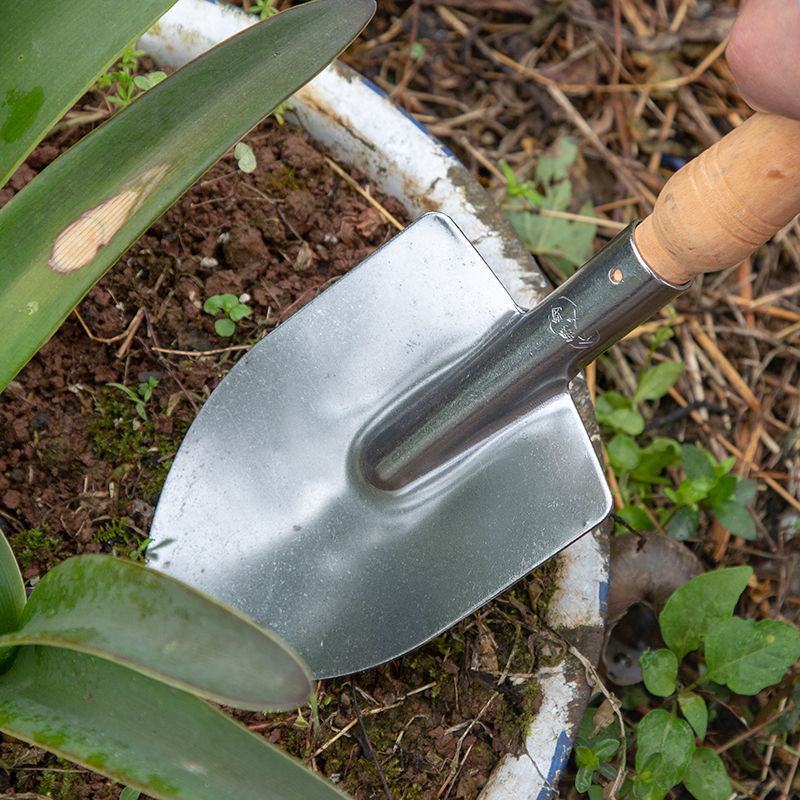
[[361, 222, 688, 491]]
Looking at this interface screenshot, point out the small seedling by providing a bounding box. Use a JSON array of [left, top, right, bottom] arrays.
[[501, 136, 596, 275], [248, 0, 280, 19], [234, 142, 257, 173], [107, 376, 159, 421], [203, 293, 253, 338], [96, 45, 166, 109]]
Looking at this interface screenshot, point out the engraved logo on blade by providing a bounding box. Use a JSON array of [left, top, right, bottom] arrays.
[[549, 295, 599, 350]]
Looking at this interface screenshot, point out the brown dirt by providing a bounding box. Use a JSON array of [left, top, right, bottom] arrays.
[[1, 96, 551, 799]]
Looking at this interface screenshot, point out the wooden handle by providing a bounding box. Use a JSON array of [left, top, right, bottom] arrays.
[[635, 112, 800, 285]]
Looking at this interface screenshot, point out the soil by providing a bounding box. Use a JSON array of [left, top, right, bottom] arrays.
[[1, 98, 556, 799]]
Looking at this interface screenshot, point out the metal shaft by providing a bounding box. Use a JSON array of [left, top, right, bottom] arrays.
[[360, 223, 687, 491]]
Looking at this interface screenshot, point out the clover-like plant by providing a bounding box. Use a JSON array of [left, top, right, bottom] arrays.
[[204, 293, 253, 338], [0, 0, 375, 392], [0, 531, 350, 798]]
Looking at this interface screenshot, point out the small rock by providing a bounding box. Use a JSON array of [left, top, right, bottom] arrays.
[[2, 489, 22, 510], [200, 256, 219, 268]]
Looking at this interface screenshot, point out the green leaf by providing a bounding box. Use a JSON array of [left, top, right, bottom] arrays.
[[133, 72, 167, 91], [575, 765, 593, 793], [618, 505, 653, 531], [705, 616, 800, 695], [630, 437, 681, 484], [659, 567, 752, 659], [635, 361, 683, 403], [0, 532, 25, 636], [576, 745, 600, 770], [678, 691, 708, 739], [595, 392, 645, 435], [0, 0, 376, 392], [120, 788, 141, 800], [535, 137, 578, 184], [0, 646, 346, 800], [707, 474, 737, 506], [608, 433, 641, 471], [636, 710, 695, 792], [202, 296, 224, 315], [234, 141, 257, 173], [639, 649, 678, 697], [665, 505, 699, 541], [712, 499, 756, 540], [215, 318, 237, 338], [734, 477, 757, 505], [0, 555, 311, 710], [681, 445, 715, 481], [229, 303, 253, 322], [0, 1, 178, 187], [683, 748, 732, 800]]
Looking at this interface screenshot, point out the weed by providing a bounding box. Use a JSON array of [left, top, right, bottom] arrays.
[[9, 526, 60, 570], [96, 45, 166, 109], [95, 519, 149, 561], [596, 345, 757, 541], [572, 568, 800, 799], [501, 136, 596, 275], [203, 293, 253, 338], [107, 376, 159, 422], [247, 0, 280, 19]]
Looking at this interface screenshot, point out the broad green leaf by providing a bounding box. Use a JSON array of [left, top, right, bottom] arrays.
[[635, 361, 683, 403], [535, 137, 578, 184], [0, 0, 376, 392], [636, 710, 695, 793], [681, 445, 715, 481], [0, 532, 25, 636], [665, 505, 699, 541], [712, 499, 756, 540], [735, 477, 757, 504], [0, 646, 347, 800], [683, 748, 732, 800], [0, 556, 310, 710], [639, 649, 678, 697], [705, 616, 800, 695], [0, 1, 178, 186], [120, 788, 141, 800], [678, 691, 708, 739], [659, 567, 752, 659], [618, 505, 653, 531], [608, 433, 641, 471]]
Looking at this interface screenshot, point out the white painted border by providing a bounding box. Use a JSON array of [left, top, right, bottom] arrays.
[[140, 4, 608, 797]]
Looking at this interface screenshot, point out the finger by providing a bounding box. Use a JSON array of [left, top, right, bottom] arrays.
[[726, 0, 800, 120]]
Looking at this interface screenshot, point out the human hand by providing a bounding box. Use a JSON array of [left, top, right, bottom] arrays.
[[726, 0, 800, 119]]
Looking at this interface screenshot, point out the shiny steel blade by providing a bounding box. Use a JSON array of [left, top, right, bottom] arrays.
[[148, 213, 612, 677]]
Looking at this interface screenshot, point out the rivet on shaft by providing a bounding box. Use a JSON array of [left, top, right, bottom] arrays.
[[609, 267, 624, 284]]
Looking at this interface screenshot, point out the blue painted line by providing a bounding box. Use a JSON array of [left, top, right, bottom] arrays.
[[599, 577, 610, 615], [535, 730, 573, 800]]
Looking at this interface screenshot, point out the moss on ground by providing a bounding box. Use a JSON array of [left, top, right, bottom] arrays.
[[88, 387, 184, 503], [9, 526, 61, 570]]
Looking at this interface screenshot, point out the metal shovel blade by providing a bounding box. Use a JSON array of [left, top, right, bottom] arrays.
[[148, 213, 612, 678]]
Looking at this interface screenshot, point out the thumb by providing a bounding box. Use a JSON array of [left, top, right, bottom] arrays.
[[726, 0, 800, 120]]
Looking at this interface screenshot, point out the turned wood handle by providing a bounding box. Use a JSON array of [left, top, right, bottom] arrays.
[[635, 112, 800, 285]]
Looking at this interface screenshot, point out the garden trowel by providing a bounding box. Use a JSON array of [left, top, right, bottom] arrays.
[[148, 112, 800, 678]]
